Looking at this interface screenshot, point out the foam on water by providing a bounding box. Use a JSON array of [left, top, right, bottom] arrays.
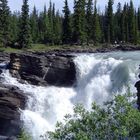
[[0, 51, 139, 139], [1, 71, 75, 139]]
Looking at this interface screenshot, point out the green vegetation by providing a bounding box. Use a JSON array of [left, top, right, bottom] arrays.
[[45, 92, 140, 140], [18, 0, 32, 48], [62, 0, 71, 44], [92, 0, 101, 44], [0, 0, 140, 49], [18, 130, 31, 140], [106, 0, 114, 43], [0, 0, 10, 48]]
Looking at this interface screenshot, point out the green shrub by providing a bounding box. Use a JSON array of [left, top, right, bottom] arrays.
[[18, 130, 32, 140], [46, 92, 140, 140]]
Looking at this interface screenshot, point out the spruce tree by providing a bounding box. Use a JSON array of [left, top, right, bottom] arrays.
[[72, 0, 86, 44], [93, 0, 101, 44], [86, 0, 93, 44], [123, 3, 129, 42], [138, 7, 140, 42], [120, 4, 126, 42], [0, 0, 10, 47], [114, 2, 122, 42], [30, 6, 38, 43], [128, 0, 135, 43], [52, 3, 56, 44], [18, 0, 31, 48], [54, 10, 62, 44], [106, 0, 114, 43], [138, 7, 140, 31], [134, 10, 138, 44], [79, 0, 87, 44], [40, 5, 47, 43], [10, 11, 20, 44], [62, 0, 71, 44], [38, 11, 44, 42], [47, 1, 54, 44], [72, 0, 80, 43]]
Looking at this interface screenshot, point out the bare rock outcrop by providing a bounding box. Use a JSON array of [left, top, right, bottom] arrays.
[[0, 84, 27, 137], [9, 52, 76, 87]]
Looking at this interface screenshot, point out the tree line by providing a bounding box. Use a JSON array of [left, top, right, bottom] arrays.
[[0, 0, 140, 48]]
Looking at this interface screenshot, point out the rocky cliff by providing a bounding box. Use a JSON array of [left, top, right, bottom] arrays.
[[0, 84, 27, 139], [9, 52, 76, 87]]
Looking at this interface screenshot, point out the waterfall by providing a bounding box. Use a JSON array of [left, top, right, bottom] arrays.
[[0, 51, 139, 140]]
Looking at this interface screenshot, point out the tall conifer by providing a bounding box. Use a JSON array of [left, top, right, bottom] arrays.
[[30, 6, 38, 43], [62, 0, 71, 44], [106, 0, 114, 43], [86, 0, 93, 44], [128, 0, 135, 43], [0, 0, 10, 47], [18, 0, 31, 48], [93, 0, 101, 44]]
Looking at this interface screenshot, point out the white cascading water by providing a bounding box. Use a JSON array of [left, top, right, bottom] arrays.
[[0, 51, 140, 140]]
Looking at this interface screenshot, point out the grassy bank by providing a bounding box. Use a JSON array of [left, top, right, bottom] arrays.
[[0, 44, 102, 53], [0, 43, 139, 53]]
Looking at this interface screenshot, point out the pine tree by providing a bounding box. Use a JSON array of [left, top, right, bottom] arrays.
[[138, 7, 140, 43], [120, 4, 125, 42], [38, 5, 47, 43], [72, 0, 79, 43], [138, 7, 140, 31], [0, 0, 10, 47], [52, 3, 56, 44], [106, 0, 114, 43], [122, 3, 129, 42], [47, 1, 54, 44], [79, 0, 87, 44], [72, 0, 86, 44], [30, 6, 38, 43], [62, 0, 71, 44], [93, 0, 101, 44], [54, 10, 62, 44], [128, 0, 135, 43], [86, 0, 93, 44], [18, 0, 31, 48], [134, 10, 138, 44], [114, 2, 122, 42], [10, 11, 20, 44]]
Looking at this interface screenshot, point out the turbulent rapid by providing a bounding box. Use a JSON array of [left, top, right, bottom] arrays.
[[0, 51, 140, 140]]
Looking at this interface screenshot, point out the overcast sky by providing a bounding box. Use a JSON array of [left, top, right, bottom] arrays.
[[8, 0, 139, 13]]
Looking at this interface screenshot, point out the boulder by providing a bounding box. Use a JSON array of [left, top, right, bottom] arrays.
[[9, 53, 76, 87]]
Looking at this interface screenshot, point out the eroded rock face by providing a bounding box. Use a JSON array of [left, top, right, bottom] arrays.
[[0, 52, 10, 63], [9, 53, 76, 87], [0, 84, 27, 137]]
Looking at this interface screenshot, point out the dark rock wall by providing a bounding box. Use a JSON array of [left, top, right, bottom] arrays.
[[9, 53, 76, 87], [0, 84, 27, 137]]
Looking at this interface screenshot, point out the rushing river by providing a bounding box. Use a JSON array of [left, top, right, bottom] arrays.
[[1, 51, 140, 139]]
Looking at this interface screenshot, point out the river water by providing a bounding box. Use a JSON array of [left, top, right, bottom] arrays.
[[1, 51, 140, 139]]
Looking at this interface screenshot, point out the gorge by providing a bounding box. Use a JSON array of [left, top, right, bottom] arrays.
[[0, 51, 140, 140]]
